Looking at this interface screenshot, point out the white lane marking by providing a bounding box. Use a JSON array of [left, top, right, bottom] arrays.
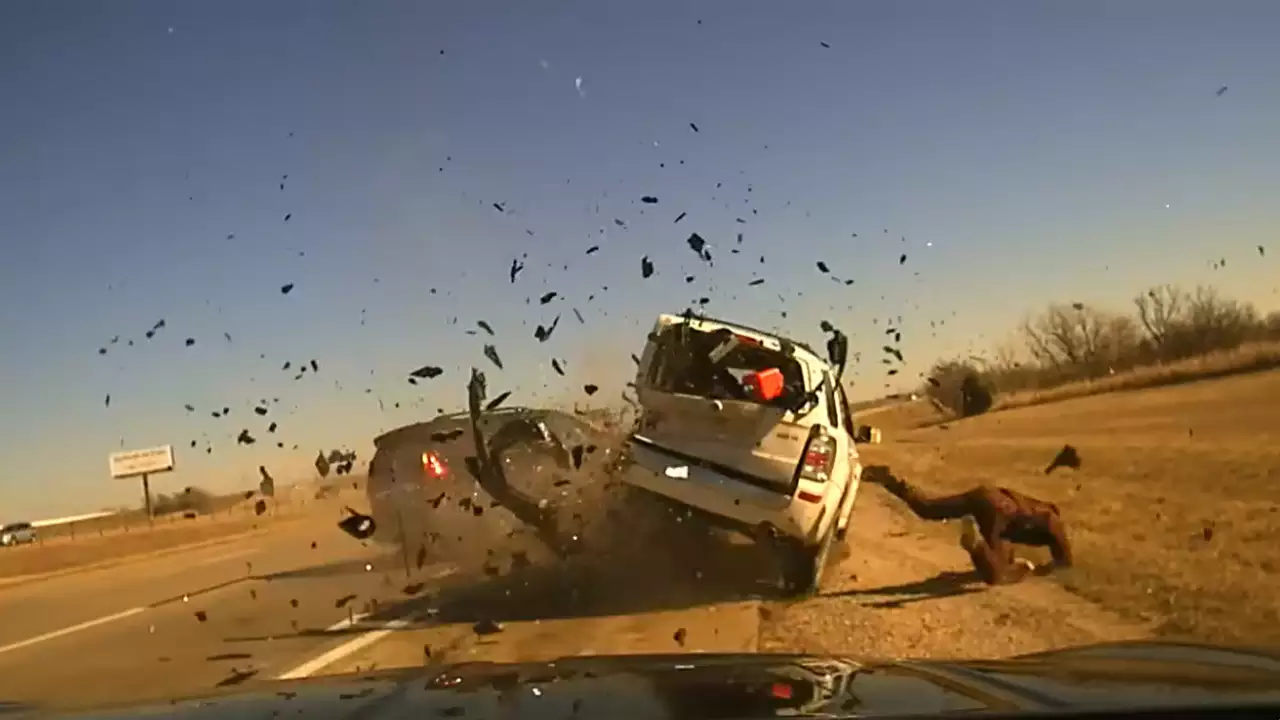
[[324, 613, 370, 633], [276, 615, 418, 679], [277, 565, 457, 680], [0, 553, 259, 654], [0, 606, 147, 656]]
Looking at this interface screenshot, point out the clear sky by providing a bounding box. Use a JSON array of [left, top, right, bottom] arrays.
[[2, 0, 1277, 518]]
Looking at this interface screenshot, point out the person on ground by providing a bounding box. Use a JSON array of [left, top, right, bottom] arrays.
[[864, 466, 1074, 585]]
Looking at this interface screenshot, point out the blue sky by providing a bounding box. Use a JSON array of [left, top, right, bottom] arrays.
[[2, 0, 1277, 518]]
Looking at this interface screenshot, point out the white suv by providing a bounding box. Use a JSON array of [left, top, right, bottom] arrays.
[[623, 313, 863, 596]]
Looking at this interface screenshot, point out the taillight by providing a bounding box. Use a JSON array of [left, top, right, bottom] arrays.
[[422, 451, 446, 479], [799, 428, 837, 483]]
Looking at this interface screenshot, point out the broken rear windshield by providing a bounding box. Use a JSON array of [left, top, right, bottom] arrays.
[[645, 325, 806, 405]]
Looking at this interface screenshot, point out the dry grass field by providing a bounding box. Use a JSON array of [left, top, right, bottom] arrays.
[[858, 367, 1280, 646]]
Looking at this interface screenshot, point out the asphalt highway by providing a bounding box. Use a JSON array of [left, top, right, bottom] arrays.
[[0, 504, 456, 713]]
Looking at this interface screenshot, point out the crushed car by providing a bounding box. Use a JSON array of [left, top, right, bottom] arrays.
[[365, 384, 617, 572], [622, 313, 864, 596]]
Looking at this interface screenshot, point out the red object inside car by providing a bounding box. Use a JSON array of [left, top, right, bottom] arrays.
[[742, 367, 784, 402]]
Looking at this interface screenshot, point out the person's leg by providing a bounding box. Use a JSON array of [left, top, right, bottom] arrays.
[[867, 468, 1011, 548], [875, 471, 981, 521]]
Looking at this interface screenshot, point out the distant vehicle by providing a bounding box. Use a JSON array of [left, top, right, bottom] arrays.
[[624, 313, 864, 596], [0, 522, 37, 547]]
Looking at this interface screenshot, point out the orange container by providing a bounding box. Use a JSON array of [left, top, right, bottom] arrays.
[[743, 367, 784, 402]]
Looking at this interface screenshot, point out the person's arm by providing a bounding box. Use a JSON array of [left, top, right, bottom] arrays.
[[1046, 513, 1074, 568], [967, 536, 1035, 585]]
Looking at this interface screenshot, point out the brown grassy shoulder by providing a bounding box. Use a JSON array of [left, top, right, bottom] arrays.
[[862, 368, 1280, 646]]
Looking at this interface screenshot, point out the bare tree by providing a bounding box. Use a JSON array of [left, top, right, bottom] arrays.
[[1022, 304, 1103, 368], [1134, 284, 1186, 356], [970, 282, 1271, 398], [1181, 285, 1259, 352], [1096, 313, 1142, 371], [1264, 310, 1280, 339]]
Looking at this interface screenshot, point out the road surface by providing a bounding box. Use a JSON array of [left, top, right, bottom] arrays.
[[0, 505, 456, 713]]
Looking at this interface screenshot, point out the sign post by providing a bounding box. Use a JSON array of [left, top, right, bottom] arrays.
[[109, 446, 175, 527], [141, 474, 153, 526]]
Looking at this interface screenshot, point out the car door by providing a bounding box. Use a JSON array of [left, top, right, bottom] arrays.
[[630, 314, 817, 494]]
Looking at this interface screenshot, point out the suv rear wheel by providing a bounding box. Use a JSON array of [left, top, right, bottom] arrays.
[[779, 518, 836, 597]]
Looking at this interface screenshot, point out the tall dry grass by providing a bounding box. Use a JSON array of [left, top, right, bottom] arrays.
[[992, 339, 1280, 412]]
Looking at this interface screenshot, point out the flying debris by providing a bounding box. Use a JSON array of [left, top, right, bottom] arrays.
[[534, 316, 560, 342], [483, 344, 504, 370], [409, 365, 444, 380], [337, 507, 377, 540]]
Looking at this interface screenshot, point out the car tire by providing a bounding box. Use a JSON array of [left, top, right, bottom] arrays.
[[779, 518, 837, 598]]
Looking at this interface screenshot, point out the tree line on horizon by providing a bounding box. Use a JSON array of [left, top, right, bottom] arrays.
[[924, 283, 1280, 417]]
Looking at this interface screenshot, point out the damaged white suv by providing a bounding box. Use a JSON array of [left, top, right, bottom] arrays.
[[623, 313, 864, 596]]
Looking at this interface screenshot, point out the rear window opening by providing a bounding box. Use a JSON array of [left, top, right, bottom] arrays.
[[645, 325, 806, 407]]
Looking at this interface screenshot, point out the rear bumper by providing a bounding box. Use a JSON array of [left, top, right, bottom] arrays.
[[624, 438, 828, 544]]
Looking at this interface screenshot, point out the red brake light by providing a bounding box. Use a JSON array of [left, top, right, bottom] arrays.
[[422, 451, 447, 479], [804, 448, 830, 467], [799, 429, 836, 483]]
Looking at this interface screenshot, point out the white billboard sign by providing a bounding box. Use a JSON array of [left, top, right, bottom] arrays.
[[109, 445, 175, 479]]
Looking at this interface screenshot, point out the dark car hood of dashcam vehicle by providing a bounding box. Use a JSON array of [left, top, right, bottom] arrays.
[[36, 640, 1280, 719]]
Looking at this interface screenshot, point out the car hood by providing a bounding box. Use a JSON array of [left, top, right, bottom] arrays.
[[44, 640, 1280, 719]]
